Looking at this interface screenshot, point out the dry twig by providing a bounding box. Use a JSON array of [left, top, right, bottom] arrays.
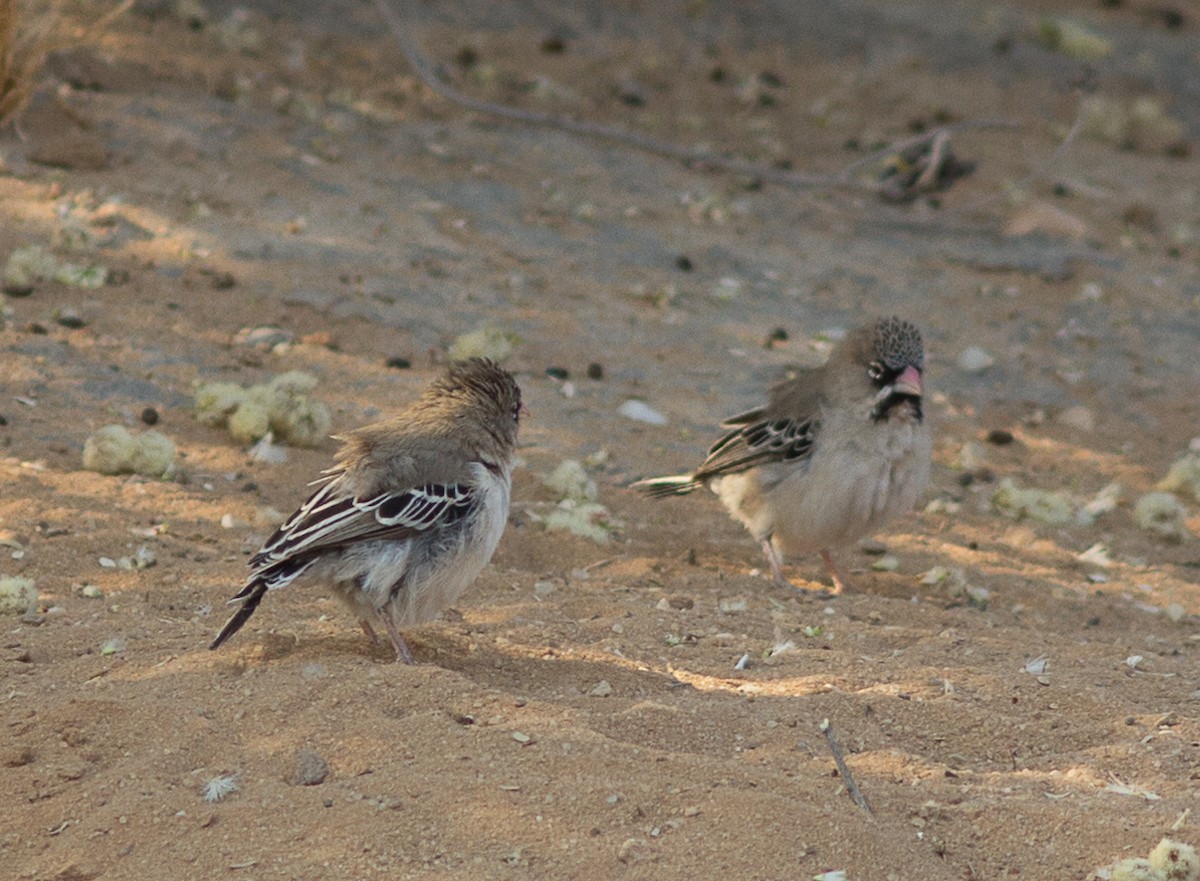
[[820, 717, 873, 816]]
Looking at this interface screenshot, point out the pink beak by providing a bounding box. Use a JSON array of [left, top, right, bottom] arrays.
[[893, 365, 923, 397]]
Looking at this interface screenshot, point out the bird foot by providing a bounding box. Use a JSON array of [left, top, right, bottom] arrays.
[[819, 549, 851, 594], [377, 611, 417, 664]]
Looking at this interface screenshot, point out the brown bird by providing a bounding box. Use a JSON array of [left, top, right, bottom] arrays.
[[633, 316, 931, 591], [210, 358, 523, 662]]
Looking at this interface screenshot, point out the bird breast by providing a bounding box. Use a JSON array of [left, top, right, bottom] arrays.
[[768, 415, 931, 554]]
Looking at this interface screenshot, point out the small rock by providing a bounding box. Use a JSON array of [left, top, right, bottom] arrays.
[[385, 356, 411, 370], [586, 362, 604, 380], [1057, 405, 1095, 432], [54, 310, 86, 329], [958, 346, 995, 373], [140, 407, 160, 426], [588, 680, 613, 697], [1003, 201, 1089, 242], [985, 428, 1014, 446], [232, 326, 294, 349], [618, 400, 667, 425], [290, 750, 329, 786], [617, 838, 657, 864]]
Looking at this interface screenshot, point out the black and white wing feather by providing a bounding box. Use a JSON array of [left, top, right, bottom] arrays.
[[693, 408, 818, 482], [246, 474, 475, 573], [209, 473, 477, 650], [632, 408, 818, 498]]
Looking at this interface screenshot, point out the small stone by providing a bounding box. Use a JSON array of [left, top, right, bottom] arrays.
[[618, 400, 667, 425], [1057, 405, 1095, 432], [232, 326, 294, 349], [588, 680, 613, 697], [1003, 200, 1089, 241], [511, 731, 532, 744], [290, 750, 329, 786], [958, 346, 995, 373], [985, 428, 1014, 445], [617, 838, 656, 864], [140, 407, 160, 426], [55, 310, 87, 329], [385, 356, 412, 370], [545, 366, 570, 380], [586, 362, 604, 380]]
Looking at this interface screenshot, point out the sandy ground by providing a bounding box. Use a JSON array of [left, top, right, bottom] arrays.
[[2, 1, 1199, 879]]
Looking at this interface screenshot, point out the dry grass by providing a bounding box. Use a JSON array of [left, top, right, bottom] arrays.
[[0, 0, 60, 123], [0, 0, 131, 125]]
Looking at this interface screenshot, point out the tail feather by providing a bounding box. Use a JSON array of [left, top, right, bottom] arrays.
[[208, 583, 269, 650], [630, 474, 703, 499]]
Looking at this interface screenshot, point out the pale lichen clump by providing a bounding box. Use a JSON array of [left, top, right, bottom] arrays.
[[991, 478, 1074, 525], [1096, 838, 1200, 881], [1149, 838, 1200, 881], [82, 425, 176, 478], [194, 371, 331, 447], [0, 576, 37, 615], [1157, 453, 1200, 503], [1133, 492, 1191, 543], [540, 459, 621, 543], [447, 325, 519, 362]]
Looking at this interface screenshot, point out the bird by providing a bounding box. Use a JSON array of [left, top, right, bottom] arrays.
[[632, 316, 931, 592], [209, 358, 523, 663]]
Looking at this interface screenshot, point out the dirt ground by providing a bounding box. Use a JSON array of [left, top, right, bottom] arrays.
[[2, 1, 1199, 879]]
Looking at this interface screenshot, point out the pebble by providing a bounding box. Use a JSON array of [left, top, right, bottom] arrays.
[[140, 407, 160, 426], [385, 356, 412, 370], [232, 326, 294, 349], [55, 310, 87, 329], [617, 838, 656, 864], [1056, 405, 1096, 432], [958, 346, 995, 373], [290, 750, 329, 786], [587, 680, 613, 698], [618, 400, 667, 425], [985, 428, 1014, 445]]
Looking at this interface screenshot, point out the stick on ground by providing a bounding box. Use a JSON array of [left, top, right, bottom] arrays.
[[820, 717, 874, 816]]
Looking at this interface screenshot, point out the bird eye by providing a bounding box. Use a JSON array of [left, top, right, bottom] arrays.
[[512, 401, 522, 423], [867, 361, 885, 381]]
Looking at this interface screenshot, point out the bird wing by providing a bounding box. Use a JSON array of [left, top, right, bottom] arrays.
[[245, 471, 477, 574], [691, 408, 818, 481]]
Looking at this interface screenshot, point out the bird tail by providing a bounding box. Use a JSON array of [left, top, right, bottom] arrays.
[[209, 582, 268, 650], [630, 474, 703, 499]]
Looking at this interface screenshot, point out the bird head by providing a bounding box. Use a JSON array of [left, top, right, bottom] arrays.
[[429, 358, 524, 452], [835, 316, 925, 423]]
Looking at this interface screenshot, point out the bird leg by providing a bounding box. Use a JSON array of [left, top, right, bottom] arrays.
[[819, 549, 851, 593], [377, 609, 417, 664], [761, 539, 788, 587], [359, 619, 381, 645]]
